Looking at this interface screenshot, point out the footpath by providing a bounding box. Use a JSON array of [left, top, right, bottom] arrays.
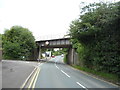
[[2, 60, 38, 88]]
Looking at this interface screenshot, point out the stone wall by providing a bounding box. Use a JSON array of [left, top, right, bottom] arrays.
[[73, 51, 79, 65], [67, 48, 80, 66]]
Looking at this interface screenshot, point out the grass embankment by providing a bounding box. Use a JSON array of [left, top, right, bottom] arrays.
[[72, 65, 119, 86]]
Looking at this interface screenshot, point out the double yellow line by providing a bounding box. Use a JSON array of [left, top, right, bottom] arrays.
[[20, 67, 40, 90], [28, 67, 40, 89]]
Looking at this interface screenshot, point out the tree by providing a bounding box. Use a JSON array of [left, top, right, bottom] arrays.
[[2, 26, 36, 60], [69, 1, 120, 76], [0, 34, 2, 49]]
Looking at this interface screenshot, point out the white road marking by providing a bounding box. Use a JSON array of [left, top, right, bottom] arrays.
[[56, 66, 59, 69], [55, 64, 59, 69], [61, 70, 70, 78], [76, 82, 88, 90], [38, 63, 43, 66], [68, 65, 119, 87]]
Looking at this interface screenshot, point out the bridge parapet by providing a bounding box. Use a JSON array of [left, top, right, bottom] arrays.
[[36, 38, 72, 48]]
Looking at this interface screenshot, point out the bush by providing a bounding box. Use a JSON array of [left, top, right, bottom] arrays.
[[2, 26, 36, 60], [69, 2, 120, 78]]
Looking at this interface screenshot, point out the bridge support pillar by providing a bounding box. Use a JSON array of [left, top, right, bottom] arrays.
[[67, 48, 79, 65], [67, 48, 74, 65], [38, 47, 42, 59]]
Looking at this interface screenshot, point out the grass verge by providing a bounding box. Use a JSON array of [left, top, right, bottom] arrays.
[[72, 65, 120, 86], [63, 53, 67, 63]]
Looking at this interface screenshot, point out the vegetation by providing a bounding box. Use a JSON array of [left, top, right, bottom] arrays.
[[63, 48, 69, 64], [52, 48, 64, 56], [72, 65, 118, 83], [2, 26, 36, 60], [0, 34, 2, 59], [0, 34, 2, 49], [69, 1, 120, 82]]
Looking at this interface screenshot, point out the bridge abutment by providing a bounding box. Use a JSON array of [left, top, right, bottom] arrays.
[[38, 47, 42, 59], [67, 48, 79, 65], [67, 48, 74, 65]]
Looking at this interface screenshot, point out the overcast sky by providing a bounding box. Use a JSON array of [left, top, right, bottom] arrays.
[[0, 0, 117, 40]]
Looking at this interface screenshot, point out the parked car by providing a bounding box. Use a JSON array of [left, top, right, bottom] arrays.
[[51, 55, 55, 58]]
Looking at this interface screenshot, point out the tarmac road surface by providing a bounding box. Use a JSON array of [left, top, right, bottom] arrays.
[[35, 56, 119, 89]]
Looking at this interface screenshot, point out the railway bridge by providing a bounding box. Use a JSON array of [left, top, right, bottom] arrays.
[[35, 38, 79, 65]]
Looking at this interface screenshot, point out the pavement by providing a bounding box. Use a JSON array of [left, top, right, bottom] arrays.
[[35, 56, 119, 89], [2, 60, 38, 88]]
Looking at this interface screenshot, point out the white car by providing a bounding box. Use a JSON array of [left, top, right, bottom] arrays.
[[61, 54, 64, 57]]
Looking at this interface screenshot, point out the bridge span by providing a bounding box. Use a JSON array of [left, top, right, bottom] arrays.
[[36, 38, 72, 48], [34, 37, 79, 65]]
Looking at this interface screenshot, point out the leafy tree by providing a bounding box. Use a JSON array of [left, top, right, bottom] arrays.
[[0, 34, 2, 60], [52, 48, 64, 56], [0, 34, 2, 49], [2, 26, 36, 60], [69, 1, 120, 77]]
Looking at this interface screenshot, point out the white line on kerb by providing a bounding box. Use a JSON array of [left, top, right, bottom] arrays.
[[61, 70, 70, 78], [76, 82, 88, 90]]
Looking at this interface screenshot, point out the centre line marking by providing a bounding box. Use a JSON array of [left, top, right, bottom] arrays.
[[55, 64, 59, 69], [76, 82, 88, 90], [61, 70, 70, 78], [56, 65, 59, 69]]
